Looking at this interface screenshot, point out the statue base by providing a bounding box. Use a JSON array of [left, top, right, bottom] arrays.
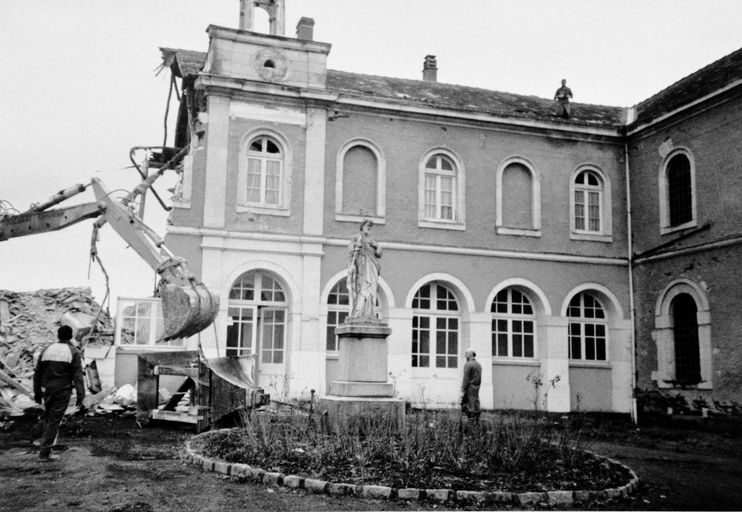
[[321, 320, 404, 427]]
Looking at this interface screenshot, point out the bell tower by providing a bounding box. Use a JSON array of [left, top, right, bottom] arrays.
[[239, 0, 285, 35]]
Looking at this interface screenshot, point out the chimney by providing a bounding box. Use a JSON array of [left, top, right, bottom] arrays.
[[296, 17, 315, 41], [422, 55, 438, 82]]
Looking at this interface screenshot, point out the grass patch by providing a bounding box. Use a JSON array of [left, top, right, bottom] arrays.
[[193, 410, 631, 492]]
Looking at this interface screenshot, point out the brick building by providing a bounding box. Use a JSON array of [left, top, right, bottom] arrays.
[[146, 1, 741, 413]]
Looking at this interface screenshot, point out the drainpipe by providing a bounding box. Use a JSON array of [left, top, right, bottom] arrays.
[[624, 142, 638, 424]]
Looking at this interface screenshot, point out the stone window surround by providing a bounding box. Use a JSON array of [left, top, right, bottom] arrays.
[[569, 163, 613, 242], [417, 147, 466, 231], [334, 137, 387, 224], [652, 278, 712, 389], [658, 147, 697, 235], [495, 156, 541, 237], [236, 128, 293, 216]]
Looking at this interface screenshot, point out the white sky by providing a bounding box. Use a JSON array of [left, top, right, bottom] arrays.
[[1, 0, 742, 312]]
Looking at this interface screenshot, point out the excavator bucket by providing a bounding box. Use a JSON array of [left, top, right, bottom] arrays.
[[159, 282, 220, 341]]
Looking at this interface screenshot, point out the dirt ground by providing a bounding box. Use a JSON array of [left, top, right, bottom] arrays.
[[1, 413, 740, 511]]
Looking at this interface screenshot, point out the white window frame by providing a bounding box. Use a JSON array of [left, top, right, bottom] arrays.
[[570, 164, 612, 242], [567, 292, 609, 362], [226, 271, 288, 366], [418, 148, 466, 230], [237, 130, 292, 216], [659, 148, 697, 235], [115, 298, 183, 348], [495, 156, 541, 237], [335, 138, 386, 224], [491, 288, 537, 359], [411, 283, 461, 370]]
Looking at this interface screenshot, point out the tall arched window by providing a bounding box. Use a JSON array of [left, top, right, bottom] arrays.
[[667, 154, 693, 227], [567, 292, 607, 361], [418, 149, 465, 229], [671, 293, 701, 384], [411, 283, 459, 368], [660, 149, 696, 233], [227, 270, 287, 364], [574, 170, 602, 232], [424, 154, 456, 221], [325, 280, 349, 352], [491, 288, 535, 358], [242, 135, 283, 206]]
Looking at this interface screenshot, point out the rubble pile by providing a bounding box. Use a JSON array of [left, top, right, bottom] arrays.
[[0, 287, 114, 422]]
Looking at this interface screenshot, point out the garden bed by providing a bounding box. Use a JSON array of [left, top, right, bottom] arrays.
[[189, 410, 635, 495]]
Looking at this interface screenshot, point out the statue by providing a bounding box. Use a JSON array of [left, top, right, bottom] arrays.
[[346, 219, 382, 321], [554, 79, 573, 118]]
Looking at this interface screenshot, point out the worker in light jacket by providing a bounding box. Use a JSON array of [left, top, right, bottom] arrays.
[[460, 347, 482, 423], [33, 325, 85, 462]]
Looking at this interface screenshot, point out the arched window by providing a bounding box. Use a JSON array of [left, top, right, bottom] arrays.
[[418, 150, 465, 229], [659, 149, 696, 233], [424, 154, 456, 221], [491, 288, 535, 358], [574, 170, 602, 232], [411, 283, 459, 368], [671, 293, 701, 385], [227, 270, 287, 364], [567, 292, 607, 361], [241, 135, 283, 207], [667, 154, 693, 227], [325, 280, 350, 352]]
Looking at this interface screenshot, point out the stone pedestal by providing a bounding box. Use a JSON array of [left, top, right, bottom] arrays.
[[320, 320, 404, 426]]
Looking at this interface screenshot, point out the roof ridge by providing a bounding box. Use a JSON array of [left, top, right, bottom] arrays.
[[635, 46, 742, 110]]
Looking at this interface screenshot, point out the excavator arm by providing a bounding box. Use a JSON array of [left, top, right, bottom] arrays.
[[0, 175, 219, 341]]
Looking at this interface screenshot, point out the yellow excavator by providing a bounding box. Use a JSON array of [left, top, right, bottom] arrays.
[[0, 155, 218, 341]]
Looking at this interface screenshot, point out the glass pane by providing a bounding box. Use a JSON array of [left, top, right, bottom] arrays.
[[440, 156, 453, 171], [136, 302, 152, 316], [419, 329, 429, 353], [524, 334, 534, 357], [436, 329, 446, 354], [266, 139, 280, 154], [596, 339, 606, 360], [120, 318, 135, 344], [513, 334, 522, 357]]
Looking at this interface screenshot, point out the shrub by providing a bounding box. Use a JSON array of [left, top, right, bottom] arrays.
[[193, 409, 622, 491]]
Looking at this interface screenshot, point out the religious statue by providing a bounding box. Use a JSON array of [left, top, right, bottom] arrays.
[[346, 219, 382, 320], [554, 79, 573, 118]]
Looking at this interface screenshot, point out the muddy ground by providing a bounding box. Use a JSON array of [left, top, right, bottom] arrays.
[[0, 413, 740, 511]]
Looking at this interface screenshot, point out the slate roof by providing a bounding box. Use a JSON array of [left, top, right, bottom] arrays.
[[326, 70, 625, 128], [157, 45, 742, 129], [632, 46, 742, 126]]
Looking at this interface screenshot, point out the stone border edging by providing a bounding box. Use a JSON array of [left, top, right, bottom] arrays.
[[184, 429, 639, 506]]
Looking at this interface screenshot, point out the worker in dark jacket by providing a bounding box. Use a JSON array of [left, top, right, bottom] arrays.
[[460, 347, 482, 422], [33, 325, 85, 462]]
